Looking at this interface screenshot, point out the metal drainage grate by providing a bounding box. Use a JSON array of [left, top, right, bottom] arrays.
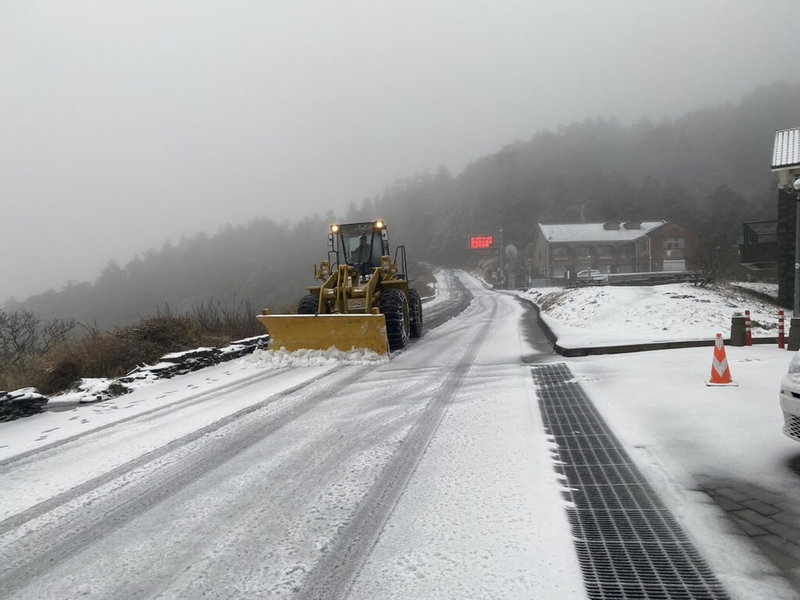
[[532, 363, 729, 600]]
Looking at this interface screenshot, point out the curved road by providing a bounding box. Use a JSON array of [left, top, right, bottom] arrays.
[[0, 271, 566, 599]]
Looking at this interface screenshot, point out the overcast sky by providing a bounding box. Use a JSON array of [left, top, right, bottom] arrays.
[[2, 0, 799, 302]]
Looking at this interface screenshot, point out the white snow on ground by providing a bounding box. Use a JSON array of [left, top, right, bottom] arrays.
[[2, 272, 799, 599], [567, 346, 798, 599], [522, 281, 784, 347], [1, 265, 449, 459], [0, 269, 451, 520], [0, 362, 344, 521], [0, 269, 585, 600], [348, 276, 585, 599], [419, 267, 451, 310], [732, 281, 779, 297], [0, 351, 386, 470], [521, 281, 800, 599]]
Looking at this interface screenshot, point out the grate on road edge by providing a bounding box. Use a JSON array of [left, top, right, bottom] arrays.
[[533, 363, 729, 600]]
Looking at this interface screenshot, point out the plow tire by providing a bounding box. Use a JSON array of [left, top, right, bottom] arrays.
[[409, 288, 423, 338], [297, 294, 320, 315], [380, 288, 409, 351]]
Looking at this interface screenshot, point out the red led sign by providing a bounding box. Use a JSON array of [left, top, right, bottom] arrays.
[[470, 235, 494, 249]]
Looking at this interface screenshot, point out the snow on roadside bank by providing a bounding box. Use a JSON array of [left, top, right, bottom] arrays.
[[520, 282, 783, 347], [0, 347, 389, 461], [567, 345, 800, 600], [521, 281, 800, 599]]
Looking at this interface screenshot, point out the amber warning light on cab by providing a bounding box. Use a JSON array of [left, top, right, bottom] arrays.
[[470, 235, 495, 249]]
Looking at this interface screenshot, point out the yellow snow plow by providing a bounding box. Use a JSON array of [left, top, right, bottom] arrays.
[[257, 220, 423, 355], [256, 312, 389, 354]]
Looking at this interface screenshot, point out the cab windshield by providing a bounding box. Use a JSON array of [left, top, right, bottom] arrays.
[[338, 224, 383, 268]]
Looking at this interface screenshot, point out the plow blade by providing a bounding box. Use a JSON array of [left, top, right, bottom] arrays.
[[256, 313, 390, 355]]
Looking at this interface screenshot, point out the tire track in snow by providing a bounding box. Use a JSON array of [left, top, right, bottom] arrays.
[[0, 364, 368, 597], [0, 366, 294, 470], [1, 271, 468, 472], [420, 273, 472, 331], [297, 290, 500, 600], [0, 270, 476, 598]]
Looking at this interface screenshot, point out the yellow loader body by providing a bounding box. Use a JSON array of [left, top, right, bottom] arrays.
[[257, 220, 421, 357]]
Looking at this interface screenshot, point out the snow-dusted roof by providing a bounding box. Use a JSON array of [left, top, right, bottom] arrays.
[[539, 221, 666, 243], [772, 128, 800, 170]]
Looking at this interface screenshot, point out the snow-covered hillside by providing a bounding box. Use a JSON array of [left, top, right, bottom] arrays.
[[521, 281, 782, 347]]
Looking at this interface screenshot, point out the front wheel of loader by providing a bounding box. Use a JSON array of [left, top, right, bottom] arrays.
[[297, 294, 321, 314], [380, 288, 410, 351], [409, 288, 423, 338]]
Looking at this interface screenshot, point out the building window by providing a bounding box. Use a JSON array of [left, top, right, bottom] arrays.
[[619, 244, 634, 260], [576, 246, 591, 260], [662, 238, 686, 250], [596, 245, 613, 260], [552, 247, 568, 261], [662, 237, 686, 259]]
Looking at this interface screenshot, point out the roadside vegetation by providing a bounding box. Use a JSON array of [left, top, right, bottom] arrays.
[[0, 301, 264, 396], [1, 258, 437, 398]]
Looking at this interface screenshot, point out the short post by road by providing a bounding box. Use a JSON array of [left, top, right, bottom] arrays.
[[779, 310, 786, 349], [745, 310, 753, 346], [729, 312, 746, 347], [790, 317, 800, 351]]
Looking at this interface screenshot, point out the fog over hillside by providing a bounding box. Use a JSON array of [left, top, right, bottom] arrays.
[[2, 0, 799, 302], [5, 81, 798, 329]]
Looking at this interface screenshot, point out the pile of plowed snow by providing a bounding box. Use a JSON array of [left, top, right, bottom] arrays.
[[244, 347, 389, 368]]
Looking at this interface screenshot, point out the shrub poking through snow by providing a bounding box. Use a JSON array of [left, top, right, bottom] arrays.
[[1, 305, 266, 398]]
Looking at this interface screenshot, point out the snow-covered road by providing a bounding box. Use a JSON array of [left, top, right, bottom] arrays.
[[0, 271, 583, 599]]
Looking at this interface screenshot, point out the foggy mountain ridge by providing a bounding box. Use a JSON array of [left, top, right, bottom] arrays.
[[6, 81, 799, 330]]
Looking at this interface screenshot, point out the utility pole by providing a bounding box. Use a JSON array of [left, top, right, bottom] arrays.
[[795, 186, 800, 319], [497, 228, 504, 288], [772, 127, 800, 349]]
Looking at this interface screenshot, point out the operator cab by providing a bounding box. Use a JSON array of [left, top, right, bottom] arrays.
[[330, 220, 389, 272]]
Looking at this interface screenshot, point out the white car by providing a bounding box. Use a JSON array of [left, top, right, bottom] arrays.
[[779, 354, 800, 442]]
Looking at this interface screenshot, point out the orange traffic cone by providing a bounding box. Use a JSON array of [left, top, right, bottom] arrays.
[[707, 333, 737, 386]]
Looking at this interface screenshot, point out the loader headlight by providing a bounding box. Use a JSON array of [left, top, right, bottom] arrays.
[[330, 224, 340, 233], [374, 220, 385, 229]]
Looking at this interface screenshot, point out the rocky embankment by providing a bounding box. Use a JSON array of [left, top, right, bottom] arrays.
[[0, 335, 269, 422]]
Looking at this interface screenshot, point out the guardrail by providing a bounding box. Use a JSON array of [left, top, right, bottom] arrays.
[[567, 271, 699, 287], [605, 270, 699, 286]]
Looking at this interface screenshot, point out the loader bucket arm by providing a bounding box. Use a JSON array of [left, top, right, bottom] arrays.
[[317, 268, 342, 313]]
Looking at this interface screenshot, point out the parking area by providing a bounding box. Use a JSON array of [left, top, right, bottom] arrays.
[[563, 344, 800, 598], [700, 477, 800, 587]]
